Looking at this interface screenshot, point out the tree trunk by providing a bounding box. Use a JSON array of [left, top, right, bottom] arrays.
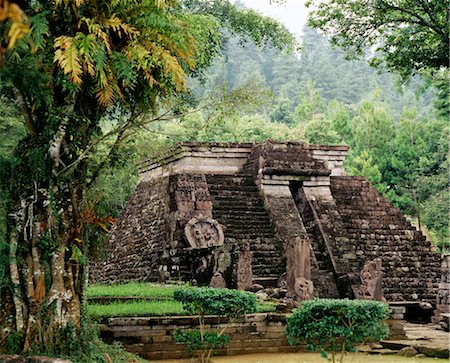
[[6, 182, 85, 352], [9, 228, 26, 333]]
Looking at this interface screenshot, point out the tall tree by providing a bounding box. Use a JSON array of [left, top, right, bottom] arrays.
[[306, 0, 449, 77], [0, 0, 294, 353]]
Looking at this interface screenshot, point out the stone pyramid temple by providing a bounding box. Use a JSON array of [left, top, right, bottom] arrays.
[[91, 141, 441, 303]]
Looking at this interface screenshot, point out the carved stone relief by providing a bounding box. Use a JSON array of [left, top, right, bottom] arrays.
[[286, 236, 314, 301], [210, 271, 227, 288], [358, 258, 385, 301], [293, 277, 314, 301], [184, 216, 224, 248], [237, 240, 253, 290], [436, 255, 450, 314]]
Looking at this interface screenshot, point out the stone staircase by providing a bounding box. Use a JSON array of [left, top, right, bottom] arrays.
[[206, 174, 284, 280], [330, 176, 440, 302], [292, 185, 340, 298]]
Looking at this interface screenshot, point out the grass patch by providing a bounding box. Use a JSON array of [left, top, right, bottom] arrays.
[[87, 282, 178, 299], [88, 300, 185, 318], [256, 301, 276, 313], [89, 300, 276, 318], [87, 282, 277, 318]]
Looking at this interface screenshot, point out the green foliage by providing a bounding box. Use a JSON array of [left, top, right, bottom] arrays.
[[6, 331, 23, 354], [173, 330, 229, 353], [184, 0, 297, 51], [346, 151, 386, 192], [0, 96, 26, 158], [270, 98, 294, 125], [50, 320, 145, 363], [87, 282, 179, 298], [37, 234, 57, 261], [88, 300, 185, 318], [307, 0, 449, 78], [286, 299, 389, 363], [430, 70, 450, 119], [304, 119, 341, 145], [294, 80, 325, 122], [422, 190, 450, 253], [174, 287, 256, 318], [173, 287, 256, 362]]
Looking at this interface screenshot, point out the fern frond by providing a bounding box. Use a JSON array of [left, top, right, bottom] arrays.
[[79, 17, 111, 53], [8, 21, 29, 49], [2, 1, 30, 48], [104, 14, 140, 39], [95, 67, 123, 106], [124, 43, 151, 68], [76, 33, 100, 77], [148, 42, 186, 92], [54, 36, 83, 84], [111, 51, 136, 88], [29, 13, 49, 52]]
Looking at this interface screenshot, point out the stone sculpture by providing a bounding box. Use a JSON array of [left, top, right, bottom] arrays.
[[196, 256, 208, 274], [434, 255, 450, 318], [184, 216, 224, 248], [358, 258, 385, 301], [237, 240, 253, 290], [293, 277, 314, 300], [286, 236, 314, 301], [210, 271, 226, 288]]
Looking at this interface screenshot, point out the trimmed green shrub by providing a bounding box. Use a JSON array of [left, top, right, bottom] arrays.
[[285, 299, 389, 363], [173, 287, 257, 317], [173, 287, 257, 362]]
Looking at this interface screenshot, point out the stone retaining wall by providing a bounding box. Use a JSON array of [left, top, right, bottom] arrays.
[[99, 312, 410, 360], [99, 313, 302, 360]]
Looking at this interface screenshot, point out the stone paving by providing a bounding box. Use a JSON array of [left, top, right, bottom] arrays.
[[378, 322, 450, 358]]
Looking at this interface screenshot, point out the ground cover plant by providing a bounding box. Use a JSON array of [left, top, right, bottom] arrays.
[[173, 287, 257, 363], [87, 282, 179, 299], [86, 282, 275, 320], [285, 299, 390, 363], [88, 300, 185, 318]]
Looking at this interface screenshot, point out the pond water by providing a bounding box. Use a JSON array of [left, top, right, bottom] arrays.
[[155, 352, 446, 363]]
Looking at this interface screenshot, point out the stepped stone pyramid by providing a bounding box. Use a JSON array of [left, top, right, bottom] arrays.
[[91, 141, 440, 303]]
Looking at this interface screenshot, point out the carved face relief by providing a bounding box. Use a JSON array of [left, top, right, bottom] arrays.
[[185, 216, 224, 248]]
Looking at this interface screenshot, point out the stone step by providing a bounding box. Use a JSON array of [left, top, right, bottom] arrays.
[[225, 234, 276, 239], [252, 275, 280, 287], [212, 208, 268, 215]]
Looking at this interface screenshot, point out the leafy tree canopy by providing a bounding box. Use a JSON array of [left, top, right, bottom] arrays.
[[306, 0, 449, 78], [0, 0, 295, 354]]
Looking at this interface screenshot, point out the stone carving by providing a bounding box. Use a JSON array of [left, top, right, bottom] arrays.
[[358, 258, 385, 301], [435, 256, 450, 317], [184, 216, 224, 248], [210, 271, 226, 288], [196, 256, 208, 274], [175, 174, 213, 221], [237, 240, 253, 290], [286, 236, 314, 301], [277, 273, 287, 289], [293, 277, 314, 301]]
